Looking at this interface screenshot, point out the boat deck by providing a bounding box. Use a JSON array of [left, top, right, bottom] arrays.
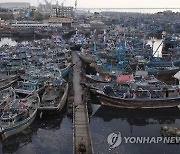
[[41, 86, 61, 107], [72, 51, 93, 154]]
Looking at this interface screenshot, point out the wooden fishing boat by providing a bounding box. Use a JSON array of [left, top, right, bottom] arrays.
[[39, 79, 69, 113], [0, 87, 16, 116], [146, 66, 180, 76], [92, 85, 180, 109], [0, 92, 40, 139], [91, 74, 180, 110], [0, 75, 19, 91]]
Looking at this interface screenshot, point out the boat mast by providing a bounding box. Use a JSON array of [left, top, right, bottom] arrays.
[[151, 38, 155, 58]]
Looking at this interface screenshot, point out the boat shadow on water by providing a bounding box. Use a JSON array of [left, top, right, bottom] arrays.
[[92, 105, 180, 126], [0, 107, 67, 153]]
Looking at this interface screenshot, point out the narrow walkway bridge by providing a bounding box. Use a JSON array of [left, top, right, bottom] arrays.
[[72, 51, 93, 154]]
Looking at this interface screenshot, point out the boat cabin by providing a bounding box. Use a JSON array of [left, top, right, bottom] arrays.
[[1, 112, 16, 126], [18, 81, 40, 91]]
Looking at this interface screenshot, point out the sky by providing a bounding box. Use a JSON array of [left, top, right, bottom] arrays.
[[0, 0, 180, 8]]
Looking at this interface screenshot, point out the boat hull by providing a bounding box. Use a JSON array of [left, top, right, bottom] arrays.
[[147, 60, 180, 67], [61, 63, 72, 78], [95, 91, 180, 109], [0, 109, 37, 139], [0, 76, 19, 91], [78, 53, 97, 65], [148, 67, 180, 76]]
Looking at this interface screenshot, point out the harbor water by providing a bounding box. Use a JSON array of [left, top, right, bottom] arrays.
[[90, 103, 180, 154], [0, 38, 30, 47], [0, 38, 17, 47]]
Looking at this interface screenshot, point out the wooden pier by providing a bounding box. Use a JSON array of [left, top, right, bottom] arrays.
[[72, 51, 93, 154]]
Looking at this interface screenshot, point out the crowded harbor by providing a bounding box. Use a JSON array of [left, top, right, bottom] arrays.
[[0, 0, 180, 153]]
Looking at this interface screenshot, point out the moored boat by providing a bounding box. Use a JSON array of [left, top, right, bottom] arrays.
[[0, 92, 40, 139], [93, 85, 180, 109], [0, 75, 19, 91], [91, 74, 180, 109], [39, 79, 69, 113], [0, 87, 16, 116]]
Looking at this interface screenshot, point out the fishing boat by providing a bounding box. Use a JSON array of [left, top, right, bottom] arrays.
[[91, 73, 180, 109], [93, 85, 180, 109], [0, 92, 40, 139], [146, 64, 180, 76], [14, 68, 47, 95], [78, 52, 98, 65], [39, 79, 69, 113], [15, 80, 44, 96], [0, 75, 19, 91], [0, 87, 16, 116]]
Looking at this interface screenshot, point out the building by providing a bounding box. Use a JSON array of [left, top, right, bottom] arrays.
[[38, 1, 58, 15], [44, 17, 73, 28], [0, 2, 30, 9], [38, 3, 55, 14], [37, 1, 74, 18], [10, 17, 73, 28], [53, 6, 74, 18]]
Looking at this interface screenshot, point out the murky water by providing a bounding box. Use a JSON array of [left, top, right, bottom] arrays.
[[0, 37, 35, 47], [90, 102, 180, 154]]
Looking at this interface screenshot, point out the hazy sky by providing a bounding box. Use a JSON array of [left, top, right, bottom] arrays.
[[1, 0, 180, 8]]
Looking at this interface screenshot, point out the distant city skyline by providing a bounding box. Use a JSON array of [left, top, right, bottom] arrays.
[[0, 0, 180, 8]]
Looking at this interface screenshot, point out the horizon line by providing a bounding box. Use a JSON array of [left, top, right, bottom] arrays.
[[77, 8, 180, 10]]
